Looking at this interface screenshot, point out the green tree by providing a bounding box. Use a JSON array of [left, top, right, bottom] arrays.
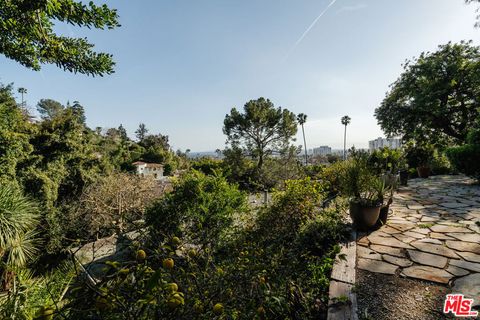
[[135, 123, 148, 142], [341, 115, 351, 160], [118, 124, 128, 141], [17, 87, 27, 107], [297, 113, 308, 165], [37, 99, 64, 120], [223, 97, 297, 172], [0, 0, 119, 76], [139, 133, 171, 164], [69, 100, 86, 124], [0, 84, 33, 186], [375, 41, 480, 145]]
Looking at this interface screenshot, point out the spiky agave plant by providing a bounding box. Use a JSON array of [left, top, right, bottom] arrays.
[[0, 185, 40, 268]]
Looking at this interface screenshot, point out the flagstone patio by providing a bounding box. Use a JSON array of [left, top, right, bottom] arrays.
[[356, 175, 480, 305]]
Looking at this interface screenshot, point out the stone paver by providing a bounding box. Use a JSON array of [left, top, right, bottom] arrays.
[[356, 175, 480, 284], [369, 244, 406, 258], [367, 234, 413, 249], [410, 241, 459, 259], [446, 265, 470, 277], [446, 240, 480, 254], [449, 259, 480, 272], [382, 254, 413, 267], [357, 246, 382, 260], [357, 258, 398, 274], [446, 232, 480, 243], [452, 274, 480, 307], [456, 251, 480, 263], [401, 265, 453, 284], [430, 224, 472, 233], [407, 250, 448, 268]]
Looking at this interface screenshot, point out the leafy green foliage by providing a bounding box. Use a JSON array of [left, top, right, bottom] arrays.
[[146, 171, 247, 247], [367, 147, 403, 175], [0, 261, 75, 320], [403, 141, 435, 168], [257, 178, 326, 238], [190, 157, 224, 176], [375, 41, 480, 144], [0, 84, 33, 186], [0, 0, 119, 76], [447, 124, 480, 182]]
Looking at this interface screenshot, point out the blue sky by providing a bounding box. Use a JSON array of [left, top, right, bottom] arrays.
[[1, 0, 479, 151]]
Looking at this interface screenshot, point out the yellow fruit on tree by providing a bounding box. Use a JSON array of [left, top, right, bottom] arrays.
[[167, 292, 184, 308], [172, 236, 181, 245], [213, 303, 224, 315], [165, 283, 178, 293], [136, 249, 146, 262], [163, 258, 174, 269], [188, 249, 197, 258], [259, 276, 266, 284], [257, 306, 265, 314]]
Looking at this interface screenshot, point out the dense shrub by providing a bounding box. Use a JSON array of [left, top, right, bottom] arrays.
[[296, 207, 347, 257], [304, 164, 325, 180], [404, 141, 435, 168], [367, 147, 403, 175], [430, 150, 452, 175], [190, 157, 224, 176], [146, 170, 247, 247], [256, 178, 325, 239], [447, 125, 480, 182], [320, 161, 347, 196]]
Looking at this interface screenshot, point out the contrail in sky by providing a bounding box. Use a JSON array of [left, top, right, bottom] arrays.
[[284, 0, 339, 61]]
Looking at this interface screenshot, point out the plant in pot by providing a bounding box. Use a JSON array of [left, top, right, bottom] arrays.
[[340, 156, 383, 231], [367, 147, 401, 189], [405, 142, 434, 179]]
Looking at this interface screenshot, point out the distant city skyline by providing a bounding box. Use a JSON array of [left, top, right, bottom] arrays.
[[1, 0, 479, 151]]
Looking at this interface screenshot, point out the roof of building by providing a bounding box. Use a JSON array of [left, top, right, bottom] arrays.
[[132, 161, 163, 168]]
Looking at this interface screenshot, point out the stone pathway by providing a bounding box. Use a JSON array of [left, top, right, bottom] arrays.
[[356, 175, 480, 306]]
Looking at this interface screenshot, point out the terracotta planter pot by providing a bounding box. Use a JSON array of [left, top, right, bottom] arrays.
[[349, 201, 382, 231], [399, 170, 408, 186], [417, 166, 430, 178]]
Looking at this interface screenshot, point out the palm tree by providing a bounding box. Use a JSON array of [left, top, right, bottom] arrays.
[[297, 113, 308, 165], [17, 87, 27, 107], [0, 185, 39, 269], [341, 115, 351, 160]]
